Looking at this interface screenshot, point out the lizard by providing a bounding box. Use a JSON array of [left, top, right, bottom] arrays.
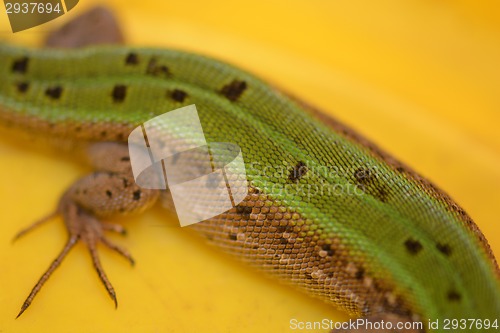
[[0, 8, 499, 333]]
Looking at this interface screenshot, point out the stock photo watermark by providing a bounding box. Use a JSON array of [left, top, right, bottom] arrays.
[[3, 0, 79, 32], [289, 317, 498, 331], [128, 104, 248, 227]]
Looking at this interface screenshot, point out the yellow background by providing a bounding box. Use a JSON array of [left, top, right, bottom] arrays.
[[0, 0, 499, 332]]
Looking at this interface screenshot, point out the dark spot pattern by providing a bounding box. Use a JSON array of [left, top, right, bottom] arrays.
[[289, 161, 308, 182], [12, 57, 29, 73], [112, 85, 127, 102], [146, 57, 170, 77], [355, 267, 365, 280], [229, 234, 237, 241], [220, 79, 247, 101], [354, 167, 388, 202], [447, 290, 461, 302], [321, 244, 335, 256], [437, 243, 452, 256], [133, 190, 141, 201], [404, 238, 423, 255], [236, 205, 252, 218], [171, 89, 187, 102], [354, 167, 373, 183], [121, 156, 130, 162], [106, 190, 112, 198], [276, 226, 287, 233], [375, 188, 388, 202], [125, 53, 139, 65], [45, 86, 63, 99], [16, 82, 29, 93]]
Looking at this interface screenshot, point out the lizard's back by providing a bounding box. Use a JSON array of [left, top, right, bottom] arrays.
[[1, 43, 499, 331]]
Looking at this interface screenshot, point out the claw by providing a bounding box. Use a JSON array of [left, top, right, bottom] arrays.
[[15, 197, 132, 317], [16, 236, 79, 318], [12, 212, 58, 242], [88, 245, 118, 308]]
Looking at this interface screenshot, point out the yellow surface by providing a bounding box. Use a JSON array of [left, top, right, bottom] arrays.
[[0, 0, 499, 332]]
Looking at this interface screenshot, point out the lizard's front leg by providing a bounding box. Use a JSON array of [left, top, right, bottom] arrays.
[[14, 142, 159, 317]]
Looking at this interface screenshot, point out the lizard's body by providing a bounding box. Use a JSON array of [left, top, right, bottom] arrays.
[[1, 42, 499, 332]]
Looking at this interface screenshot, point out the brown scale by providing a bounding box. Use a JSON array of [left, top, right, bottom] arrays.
[[0, 107, 136, 143], [186, 186, 417, 321]]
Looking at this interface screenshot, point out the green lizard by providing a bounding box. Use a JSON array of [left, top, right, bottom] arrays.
[[0, 41, 499, 332]]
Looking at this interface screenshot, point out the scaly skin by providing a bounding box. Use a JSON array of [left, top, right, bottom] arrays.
[[0, 43, 499, 331]]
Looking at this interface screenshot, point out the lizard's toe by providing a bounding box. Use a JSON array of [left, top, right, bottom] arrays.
[[15, 195, 134, 317]]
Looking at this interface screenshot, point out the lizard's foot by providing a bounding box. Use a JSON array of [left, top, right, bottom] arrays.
[[14, 142, 160, 318], [15, 194, 134, 318]]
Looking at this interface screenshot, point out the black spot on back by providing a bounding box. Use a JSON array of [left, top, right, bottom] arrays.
[[121, 156, 130, 162], [220, 79, 247, 101], [112, 85, 127, 103], [354, 167, 388, 202], [125, 52, 139, 65], [133, 190, 141, 201], [447, 290, 461, 302], [276, 226, 287, 233], [229, 234, 237, 241], [355, 267, 365, 280], [170, 89, 187, 102], [289, 161, 308, 182], [16, 82, 29, 93], [11, 57, 29, 73], [106, 190, 112, 198], [354, 167, 372, 183], [321, 244, 335, 256], [437, 243, 452, 256], [236, 204, 252, 218], [404, 238, 423, 255], [45, 86, 63, 99], [146, 57, 170, 77]]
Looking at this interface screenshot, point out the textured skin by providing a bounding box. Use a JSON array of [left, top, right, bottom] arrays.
[[0, 43, 499, 331]]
